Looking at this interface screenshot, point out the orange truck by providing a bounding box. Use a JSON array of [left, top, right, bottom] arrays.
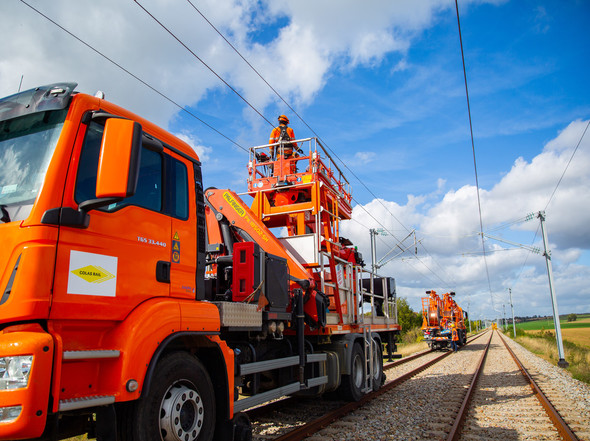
[[421, 290, 468, 350], [0, 83, 400, 441]]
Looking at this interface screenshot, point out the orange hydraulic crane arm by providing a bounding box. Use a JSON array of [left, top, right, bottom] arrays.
[[204, 188, 312, 285]]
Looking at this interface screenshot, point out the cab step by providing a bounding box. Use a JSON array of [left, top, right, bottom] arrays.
[[62, 350, 120, 360], [59, 395, 116, 411]]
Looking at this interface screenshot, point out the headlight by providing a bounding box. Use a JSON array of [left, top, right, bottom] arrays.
[[0, 405, 22, 423], [0, 355, 33, 390]]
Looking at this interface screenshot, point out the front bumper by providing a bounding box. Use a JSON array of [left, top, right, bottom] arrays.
[[0, 324, 53, 440]]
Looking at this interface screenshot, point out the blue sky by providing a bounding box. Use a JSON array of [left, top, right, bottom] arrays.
[[2, 0, 589, 320]]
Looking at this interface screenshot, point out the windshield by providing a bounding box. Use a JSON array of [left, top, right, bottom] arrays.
[[0, 109, 68, 222]]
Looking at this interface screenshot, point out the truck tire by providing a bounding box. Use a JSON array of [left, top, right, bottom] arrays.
[[372, 339, 384, 391], [339, 342, 365, 401], [128, 352, 216, 441]]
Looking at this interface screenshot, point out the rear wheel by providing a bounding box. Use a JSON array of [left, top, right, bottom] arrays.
[[339, 342, 365, 401], [122, 352, 216, 441], [372, 338, 384, 391]]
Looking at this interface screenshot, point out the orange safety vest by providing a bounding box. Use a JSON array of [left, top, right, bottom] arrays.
[[452, 328, 459, 341], [269, 125, 296, 157]]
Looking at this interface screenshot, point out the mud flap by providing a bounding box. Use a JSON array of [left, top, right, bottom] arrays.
[[215, 412, 252, 441]]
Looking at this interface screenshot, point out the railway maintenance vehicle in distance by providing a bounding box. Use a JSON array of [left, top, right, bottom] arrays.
[[421, 290, 468, 350]]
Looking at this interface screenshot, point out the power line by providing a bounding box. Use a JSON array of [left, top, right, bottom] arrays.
[[511, 225, 540, 287], [183, 4, 459, 288], [484, 215, 530, 234], [18, 0, 247, 153], [401, 257, 446, 289], [184, 1, 418, 240], [23, 0, 416, 262], [416, 241, 457, 288], [349, 217, 453, 289], [184, 0, 293, 114], [24, 0, 456, 289], [182, 1, 458, 287], [545, 119, 589, 211], [454, 0, 495, 311], [133, 0, 275, 128], [351, 196, 455, 287], [137, 0, 459, 290], [512, 120, 589, 289]]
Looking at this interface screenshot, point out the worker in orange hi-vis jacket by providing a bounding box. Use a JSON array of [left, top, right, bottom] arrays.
[[269, 115, 297, 160], [451, 325, 459, 352]]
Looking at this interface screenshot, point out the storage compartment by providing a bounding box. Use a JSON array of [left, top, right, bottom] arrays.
[[232, 242, 261, 303], [232, 242, 290, 312]]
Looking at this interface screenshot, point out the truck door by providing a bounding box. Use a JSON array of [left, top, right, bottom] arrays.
[[163, 149, 200, 301], [50, 118, 174, 321]]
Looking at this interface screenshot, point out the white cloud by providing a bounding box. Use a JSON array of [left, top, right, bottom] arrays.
[[341, 119, 590, 317], [174, 132, 213, 162], [354, 151, 377, 164], [1, 0, 499, 132]]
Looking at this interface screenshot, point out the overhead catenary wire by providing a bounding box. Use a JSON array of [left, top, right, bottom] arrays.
[[18, 0, 247, 153], [544, 119, 589, 211], [22, 0, 412, 256], [133, 0, 459, 292], [484, 215, 531, 234], [24, 0, 456, 290], [508, 118, 589, 292], [183, 2, 417, 239], [133, 0, 275, 128], [401, 257, 447, 289], [182, 3, 458, 289], [349, 217, 453, 290], [454, 0, 496, 312], [511, 227, 540, 287], [512, 119, 589, 289]]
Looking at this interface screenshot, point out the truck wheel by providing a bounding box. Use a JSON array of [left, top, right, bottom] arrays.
[[372, 339, 384, 391], [134, 352, 215, 441], [339, 342, 365, 401]]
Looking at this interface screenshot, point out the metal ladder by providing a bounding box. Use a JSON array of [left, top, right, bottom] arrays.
[[362, 325, 374, 393]]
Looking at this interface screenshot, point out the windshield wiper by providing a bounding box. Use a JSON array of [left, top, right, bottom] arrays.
[[1, 205, 10, 223]]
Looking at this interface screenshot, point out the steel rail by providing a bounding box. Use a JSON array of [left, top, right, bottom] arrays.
[[245, 350, 435, 423], [273, 350, 452, 441], [272, 332, 491, 441], [383, 329, 488, 371], [246, 331, 489, 426], [498, 332, 579, 441], [245, 396, 295, 420], [383, 348, 432, 370], [445, 330, 493, 441]]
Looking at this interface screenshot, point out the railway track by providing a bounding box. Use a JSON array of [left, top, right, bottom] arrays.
[[452, 330, 580, 441], [247, 332, 486, 440], [246, 329, 589, 440], [494, 333, 590, 440]]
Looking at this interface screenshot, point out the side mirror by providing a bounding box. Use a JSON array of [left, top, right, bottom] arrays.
[[96, 118, 142, 198], [44, 117, 143, 227], [78, 118, 142, 214]]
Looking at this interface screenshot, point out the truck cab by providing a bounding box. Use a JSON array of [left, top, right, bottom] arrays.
[[0, 83, 227, 440]]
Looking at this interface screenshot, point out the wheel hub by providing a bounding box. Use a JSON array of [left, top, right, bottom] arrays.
[[160, 383, 204, 441], [372, 343, 381, 382], [352, 354, 364, 388]]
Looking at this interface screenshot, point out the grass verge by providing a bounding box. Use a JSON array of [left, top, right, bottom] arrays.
[[393, 327, 429, 357], [504, 328, 590, 384]]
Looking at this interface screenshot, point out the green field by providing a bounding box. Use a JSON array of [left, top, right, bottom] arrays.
[[511, 315, 590, 350], [516, 315, 590, 331]]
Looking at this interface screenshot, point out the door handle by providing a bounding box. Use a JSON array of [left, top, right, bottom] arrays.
[[156, 261, 170, 283]]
